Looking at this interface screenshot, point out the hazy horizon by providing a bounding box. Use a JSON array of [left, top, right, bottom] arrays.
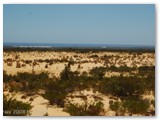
[[4, 4, 155, 46], [3, 42, 155, 49]]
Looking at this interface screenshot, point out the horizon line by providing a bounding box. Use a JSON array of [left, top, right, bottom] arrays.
[[3, 42, 155, 47]]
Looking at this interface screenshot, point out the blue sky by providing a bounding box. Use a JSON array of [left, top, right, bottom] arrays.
[[3, 4, 155, 46]]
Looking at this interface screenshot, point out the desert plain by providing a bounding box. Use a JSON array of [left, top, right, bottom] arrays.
[[3, 48, 155, 116]]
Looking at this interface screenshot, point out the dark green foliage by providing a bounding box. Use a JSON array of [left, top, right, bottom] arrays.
[[16, 72, 50, 92], [90, 67, 106, 80], [43, 63, 99, 107], [99, 76, 145, 97], [138, 66, 155, 72], [43, 80, 69, 107], [3, 70, 13, 83], [123, 98, 149, 115], [108, 65, 136, 72], [108, 65, 117, 71], [110, 101, 120, 111], [4, 72, 50, 92], [3, 94, 32, 116], [138, 66, 155, 91], [60, 63, 79, 81], [138, 66, 155, 77], [145, 74, 155, 91], [110, 97, 150, 115], [110, 101, 125, 116], [43, 63, 79, 107], [64, 101, 105, 116], [43, 73, 91, 107]]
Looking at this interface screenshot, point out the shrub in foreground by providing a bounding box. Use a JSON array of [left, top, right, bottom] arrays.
[[110, 97, 150, 116], [3, 94, 32, 116], [43, 80, 68, 107], [64, 101, 105, 116]]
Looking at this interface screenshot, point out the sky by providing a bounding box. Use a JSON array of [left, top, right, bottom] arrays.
[[3, 4, 155, 46]]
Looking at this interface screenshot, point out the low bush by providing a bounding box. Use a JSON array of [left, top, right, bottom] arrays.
[[60, 63, 79, 81], [138, 66, 155, 72], [89, 67, 106, 80], [43, 77, 84, 107], [110, 97, 150, 116], [110, 101, 125, 116], [3, 70, 13, 83], [4, 72, 51, 93], [43, 63, 99, 107], [64, 101, 105, 116], [123, 97, 149, 115], [99, 76, 145, 97], [43, 80, 69, 107], [137, 66, 155, 78], [108, 65, 135, 72]]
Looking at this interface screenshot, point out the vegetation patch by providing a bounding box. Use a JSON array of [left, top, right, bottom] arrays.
[[64, 101, 105, 116], [99, 76, 146, 97], [110, 97, 150, 116]]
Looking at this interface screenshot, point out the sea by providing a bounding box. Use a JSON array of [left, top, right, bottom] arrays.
[[3, 42, 154, 50]]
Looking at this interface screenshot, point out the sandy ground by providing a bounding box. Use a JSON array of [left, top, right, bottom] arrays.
[[4, 91, 70, 116], [3, 51, 155, 116], [4, 89, 154, 116], [3, 51, 155, 77], [4, 89, 117, 116], [65, 89, 117, 116]]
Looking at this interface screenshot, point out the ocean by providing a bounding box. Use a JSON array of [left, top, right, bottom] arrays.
[[3, 42, 154, 49]]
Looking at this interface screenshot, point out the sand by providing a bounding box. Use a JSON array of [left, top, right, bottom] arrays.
[[3, 51, 155, 77], [3, 91, 70, 116], [3, 50, 155, 116]]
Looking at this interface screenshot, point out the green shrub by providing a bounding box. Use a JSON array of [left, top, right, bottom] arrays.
[[110, 98, 150, 116], [18, 72, 49, 92], [43, 80, 68, 107], [110, 101, 125, 116], [138, 66, 155, 77], [3, 94, 32, 116], [110, 101, 121, 111], [60, 63, 79, 81], [99, 76, 145, 97], [108, 65, 117, 71], [43, 74, 81, 107], [43, 64, 98, 107], [90, 67, 106, 80], [43, 66, 101, 107], [64, 101, 105, 116], [143, 74, 155, 91], [4, 72, 51, 93], [3, 70, 13, 83], [122, 97, 149, 115], [108, 65, 135, 72], [138, 66, 155, 72]]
